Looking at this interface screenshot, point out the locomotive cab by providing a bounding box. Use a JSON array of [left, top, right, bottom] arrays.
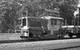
[[41, 16, 63, 39]]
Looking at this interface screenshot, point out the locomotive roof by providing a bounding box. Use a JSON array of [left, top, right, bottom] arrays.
[[18, 16, 63, 20], [41, 16, 63, 19]]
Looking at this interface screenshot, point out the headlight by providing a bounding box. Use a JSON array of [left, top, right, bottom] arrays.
[[22, 30, 29, 36]]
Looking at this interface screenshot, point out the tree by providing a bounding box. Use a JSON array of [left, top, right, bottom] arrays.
[[0, 0, 78, 32], [59, 0, 78, 25], [0, 1, 20, 33]]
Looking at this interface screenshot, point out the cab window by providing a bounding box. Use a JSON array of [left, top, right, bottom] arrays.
[[22, 18, 26, 26], [51, 19, 57, 26]]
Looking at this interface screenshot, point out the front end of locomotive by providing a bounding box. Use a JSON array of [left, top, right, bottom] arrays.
[[19, 17, 30, 40], [20, 26, 29, 39]]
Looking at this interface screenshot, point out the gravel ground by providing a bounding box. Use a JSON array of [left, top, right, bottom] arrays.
[[0, 39, 80, 50], [0, 33, 21, 41]]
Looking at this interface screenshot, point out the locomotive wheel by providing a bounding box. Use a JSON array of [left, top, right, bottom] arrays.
[[68, 34, 73, 38], [29, 33, 34, 38], [76, 33, 80, 38], [20, 36, 29, 40], [21, 38, 27, 40], [67, 32, 73, 38]]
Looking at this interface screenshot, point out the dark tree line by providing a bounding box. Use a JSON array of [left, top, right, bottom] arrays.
[[0, 0, 78, 33]]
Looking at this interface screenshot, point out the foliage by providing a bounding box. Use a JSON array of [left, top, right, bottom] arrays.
[[59, 0, 78, 25], [0, 0, 78, 32], [0, 1, 20, 33]]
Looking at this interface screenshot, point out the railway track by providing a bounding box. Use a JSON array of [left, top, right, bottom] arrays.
[[0, 37, 79, 44], [51, 46, 80, 50]]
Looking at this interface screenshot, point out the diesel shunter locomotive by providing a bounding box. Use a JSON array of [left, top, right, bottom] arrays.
[[19, 16, 64, 40]]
